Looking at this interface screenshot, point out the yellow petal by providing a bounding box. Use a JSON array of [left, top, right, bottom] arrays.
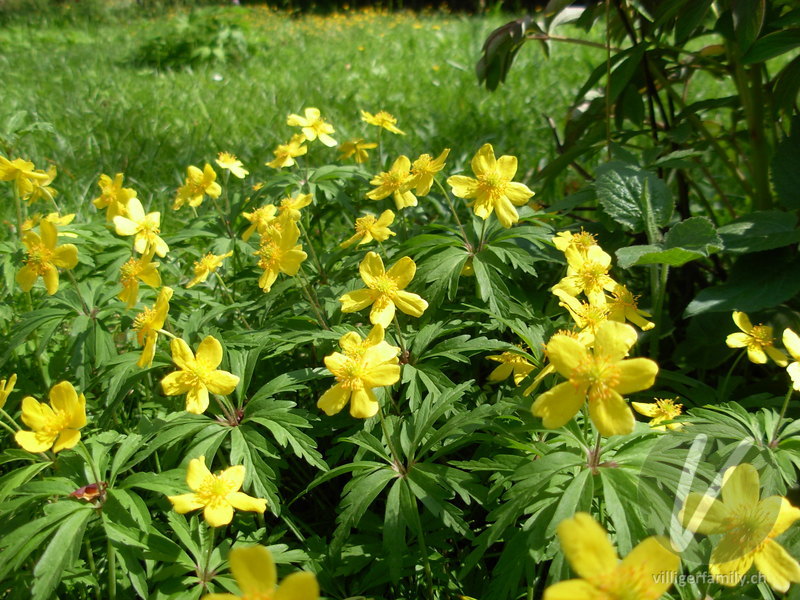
[[725, 331, 750, 348], [185, 385, 210, 414], [359, 252, 385, 289], [42, 266, 59, 295], [186, 456, 212, 489], [768, 496, 800, 538], [349, 388, 379, 419], [203, 502, 234, 527], [339, 289, 376, 313], [721, 463, 761, 508], [542, 579, 598, 600], [228, 491, 267, 514], [545, 334, 589, 378], [49, 381, 78, 412], [196, 336, 223, 369], [733, 311, 753, 333], [505, 181, 534, 206], [229, 546, 276, 595], [392, 290, 427, 318], [361, 363, 401, 389], [747, 345, 768, 364], [588, 390, 635, 437], [631, 401, 658, 418], [493, 196, 519, 228], [318, 384, 350, 416], [783, 328, 800, 361], [53, 429, 81, 453], [16, 265, 38, 292], [754, 539, 800, 593], [614, 358, 658, 395], [113, 216, 139, 237], [710, 545, 753, 587], [495, 154, 517, 181], [206, 370, 239, 395], [385, 257, 416, 289], [593, 321, 638, 362], [170, 338, 195, 370], [274, 571, 320, 600], [219, 465, 245, 491], [618, 536, 680, 597], [488, 363, 514, 382], [53, 244, 78, 269], [168, 493, 204, 514], [161, 371, 193, 396], [471, 144, 496, 176], [788, 362, 800, 391], [556, 512, 618, 579], [447, 175, 478, 199], [531, 381, 586, 429], [679, 493, 731, 534], [15, 430, 56, 453], [369, 296, 396, 328]]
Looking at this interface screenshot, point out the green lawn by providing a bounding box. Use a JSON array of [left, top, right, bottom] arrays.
[[0, 5, 600, 215]]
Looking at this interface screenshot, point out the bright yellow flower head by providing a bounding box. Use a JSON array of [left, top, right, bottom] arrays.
[[486, 351, 535, 386], [15, 381, 87, 453], [266, 134, 308, 169], [174, 164, 222, 210], [0, 373, 17, 410], [287, 107, 337, 147], [553, 288, 609, 343], [532, 320, 658, 437], [119, 250, 161, 308], [680, 463, 800, 592], [783, 328, 800, 391], [160, 336, 240, 414], [543, 512, 679, 600], [254, 216, 308, 293], [17, 220, 79, 295], [200, 545, 318, 600], [360, 110, 405, 135], [553, 245, 618, 306], [0, 156, 50, 198], [93, 173, 136, 221], [410, 148, 450, 196], [278, 193, 313, 221], [216, 152, 249, 179], [632, 397, 683, 431], [133, 286, 173, 368], [23, 212, 76, 238], [24, 165, 58, 205], [339, 252, 428, 327], [168, 457, 266, 528], [366, 156, 416, 210], [552, 229, 598, 255], [340, 210, 396, 249], [726, 311, 787, 366], [241, 204, 278, 241], [607, 283, 654, 331], [338, 139, 377, 164], [447, 144, 534, 228], [318, 325, 401, 419], [187, 251, 233, 288], [113, 198, 169, 257]]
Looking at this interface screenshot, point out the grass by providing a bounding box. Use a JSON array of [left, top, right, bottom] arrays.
[[0, 5, 601, 218]]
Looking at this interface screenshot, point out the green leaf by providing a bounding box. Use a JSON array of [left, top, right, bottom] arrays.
[[595, 162, 673, 233], [616, 217, 722, 268], [685, 250, 800, 316], [331, 467, 396, 556], [772, 117, 800, 209], [383, 478, 405, 582], [743, 28, 800, 64], [717, 211, 800, 254], [476, 17, 533, 91], [545, 468, 592, 537], [31, 506, 93, 600], [0, 461, 51, 503], [730, 0, 765, 53]]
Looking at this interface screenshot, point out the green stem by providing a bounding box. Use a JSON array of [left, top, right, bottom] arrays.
[[298, 220, 326, 278], [84, 540, 102, 600], [377, 404, 405, 474], [0, 407, 20, 430], [392, 314, 407, 358], [13, 187, 24, 242], [771, 385, 794, 445], [79, 441, 102, 486], [65, 269, 91, 315], [0, 418, 16, 437], [433, 177, 471, 250], [157, 328, 178, 340], [203, 526, 217, 589], [649, 264, 669, 361], [477, 218, 489, 251], [107, 538, 116, 600], [296, 267, 329, 330], [720, 351, 746, 403]]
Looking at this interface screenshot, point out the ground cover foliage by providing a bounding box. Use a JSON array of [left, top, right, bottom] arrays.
[[2, 1, 800, 599]]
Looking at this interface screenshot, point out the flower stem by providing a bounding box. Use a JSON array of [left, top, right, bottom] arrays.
[[0, 418, 16, 437], [433, 177, 471, 249], [65, 269, 91, 316], [202, 526, 217, 588], [477, 218, 489, 251], [392, 314, 407, 358], [296, 267, 329, 330], [157, 328, 178, 340], [107, 538, 116, 600], [720, 351, 745, 402], [0, 408, 20, 430], [771, 385, 794, 446], [377, 404, 404, 475], [298, 220, 326, 279]]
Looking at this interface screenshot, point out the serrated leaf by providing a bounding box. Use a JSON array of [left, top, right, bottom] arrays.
[[595, 162, 673, 232], [31, 506, 93, 600], [617, 217, 721, 267], [717, 211, 800, 254]]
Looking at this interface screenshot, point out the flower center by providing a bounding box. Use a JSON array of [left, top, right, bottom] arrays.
[[572, 355, 620, 402], [133, 307, 156, 332], [749, 325, 774, 348], [25, 242, 54, 275], [196, 474, 236, 507], [335, 356, 366, 390], [382, 171, 407, 191], [654, 398, 682, 420], [120, 258, 143, 285], [187, 361, 215, 388], [373, 276, 398, 296], [355, 215, 377, 235], [194, 255, 217, 275], [477, 171, 505, 200], [257, 240, 281, 270], [577, 261, 609, 294]]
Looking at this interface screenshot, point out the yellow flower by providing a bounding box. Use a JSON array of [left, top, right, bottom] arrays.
[[23, 212, 76, 237], [553, 245, 618, 306], [17, 220, 79, 295], [339, 252, 428, 327], [726, 311, 787, 366], [366, 156, 416, 210], [93, 173, 136, 221], [24, 165, 58, 205], [241, 204, 278, 241], [119, 250, 161, 308], [161, 336, 240, 415], [783, 328, 800, 391], [410, 148, 450, 196], [318, 325, 400, 418], [255, 216, 307, 293], [680, 463, 800, 592], [607, 284, 654, 331], [266, 134, 308, 169], [631, 397, 683, 431], [340, 210, 396, 249], [543, 512, 679, 600], [338, 139, 377, 163], [278, 193, 313, 221], [200, 545, 318, 600], [552, 229, 597, 255], [486, 351, 535, 386], [133, 287, 173, 368], [168, 457, 266, 528], [187, 251, 233, 288], [113, 198, 169, 257], [0, 373, 17, 410], [553, 288, 609, 342], [216, 152, 249, 179], [447, 144, 534, 228], [360, 110, 405, 135], [531, 321, 658, 437], [174, 164, 222, 210], [15, 381, 87, 453], [0, 156, 50, 198], [287, 107, 337, 147]]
